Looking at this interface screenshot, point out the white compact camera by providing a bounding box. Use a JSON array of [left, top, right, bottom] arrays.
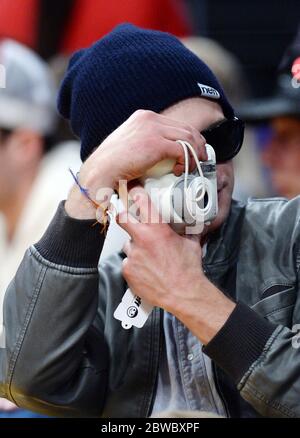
[[141, 143, 218, 233], [113, 142, 218, 331]]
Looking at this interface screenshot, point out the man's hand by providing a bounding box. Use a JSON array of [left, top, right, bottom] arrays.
[[66, 110, 207, 219], [118, 186, 236, 345]]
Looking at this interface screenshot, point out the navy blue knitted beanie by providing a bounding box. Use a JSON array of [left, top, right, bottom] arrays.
[[58, 23, 234, 161]]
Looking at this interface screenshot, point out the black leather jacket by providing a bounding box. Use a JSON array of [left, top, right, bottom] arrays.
[[0, 197, 300, 417]]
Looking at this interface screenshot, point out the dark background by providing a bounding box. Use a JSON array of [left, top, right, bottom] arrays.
[[186, 0, 300, 97]]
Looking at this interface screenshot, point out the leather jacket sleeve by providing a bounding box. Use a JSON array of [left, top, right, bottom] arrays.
[[239, 276, 300, 418], [0, 202, 109, 417], [2, 198, 300, 418], [204, 199, 300, 418]]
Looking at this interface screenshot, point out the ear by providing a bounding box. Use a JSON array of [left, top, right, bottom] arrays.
[[6, 129, 44, 171]]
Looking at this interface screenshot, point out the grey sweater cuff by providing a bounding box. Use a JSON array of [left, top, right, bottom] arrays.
[[203, 302, 277, 383], [35, 201, 105, 268]]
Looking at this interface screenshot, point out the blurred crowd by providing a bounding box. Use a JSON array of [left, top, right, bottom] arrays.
[[0, 0, 300, 417]]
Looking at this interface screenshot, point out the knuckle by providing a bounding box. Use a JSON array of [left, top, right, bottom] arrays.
[[182, 123, 192, 132], [122, 258, 132, 277], [160, 224, 174, 240], [191, 131, 205, 147], [133, 109, 146, 118], [199, 133, 206, 144], [186, 124, 196, 133], [185, 130, 194, 142], [122, 242, 130, 255], [165, 225, 175, 238], [137, 191, 149, 205], [133, 193, 150, 211], [137, 109, 155, 122], [138, 229, 151, 245], [192, 128, 204, 144]]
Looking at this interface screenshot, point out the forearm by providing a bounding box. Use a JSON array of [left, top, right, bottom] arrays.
[[172, 277, 236, 345]]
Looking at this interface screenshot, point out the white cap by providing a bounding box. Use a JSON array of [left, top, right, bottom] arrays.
[[0, 39, 57, 135]]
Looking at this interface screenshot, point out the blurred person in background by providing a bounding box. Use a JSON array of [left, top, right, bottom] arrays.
[[239, 29, 300, 199], [0, 39, 80, 417], [0, 0, 191, 60], [181, 37, 247, 107], [181, 36, 268, 203]]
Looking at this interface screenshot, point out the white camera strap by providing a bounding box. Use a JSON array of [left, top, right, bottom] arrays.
[[112, 140, 207, 330]]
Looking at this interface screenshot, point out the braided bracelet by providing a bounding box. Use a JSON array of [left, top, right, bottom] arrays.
[[69, 168, 109, 233]]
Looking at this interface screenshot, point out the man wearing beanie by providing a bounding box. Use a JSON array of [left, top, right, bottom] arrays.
[[0, 24, 300, 418]]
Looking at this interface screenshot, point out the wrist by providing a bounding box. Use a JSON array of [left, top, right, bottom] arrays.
[[65, 184, 97, 219], [66, 161, 115, 220], [171, 276, 236, 345]]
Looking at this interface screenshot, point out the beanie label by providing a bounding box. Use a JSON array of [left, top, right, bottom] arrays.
[[197, 83, 220, 100]]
